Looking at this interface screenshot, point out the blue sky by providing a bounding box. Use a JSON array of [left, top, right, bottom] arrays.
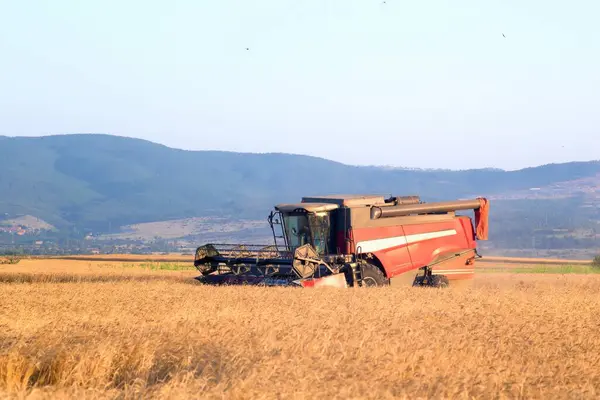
[[1, 0, 598, 170]]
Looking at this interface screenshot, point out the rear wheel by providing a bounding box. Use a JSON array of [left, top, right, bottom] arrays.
[[413, 271, 449, 288], [430, 274, 449, 288]]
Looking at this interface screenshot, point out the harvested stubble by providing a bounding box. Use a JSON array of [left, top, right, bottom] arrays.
[[1, 269, 600, 399]]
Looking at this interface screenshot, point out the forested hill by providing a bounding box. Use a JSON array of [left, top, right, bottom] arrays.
[[1, 134, 599, 234]]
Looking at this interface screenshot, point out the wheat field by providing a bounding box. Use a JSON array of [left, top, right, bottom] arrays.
[[2, 260, 600, 399]]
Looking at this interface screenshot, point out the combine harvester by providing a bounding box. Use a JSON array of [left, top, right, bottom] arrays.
[[193, 194, 489, 288]]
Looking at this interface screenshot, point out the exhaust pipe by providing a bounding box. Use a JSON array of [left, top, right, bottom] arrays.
[[391, 195, 421, 205]]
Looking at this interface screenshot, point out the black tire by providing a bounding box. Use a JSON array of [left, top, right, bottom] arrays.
[[412, 273, 449, 288], [430, 274, 449, 288], [412, 275, 425, 286], [360, 262, 389, 287]]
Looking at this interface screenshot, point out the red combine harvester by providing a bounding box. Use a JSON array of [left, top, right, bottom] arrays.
[[193, 194, 489, 288]]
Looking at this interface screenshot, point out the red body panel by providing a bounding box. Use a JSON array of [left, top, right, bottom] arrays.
[[298, 273, 348, 288], [336, 230, 348, 254], [352, 216, 477, 280]]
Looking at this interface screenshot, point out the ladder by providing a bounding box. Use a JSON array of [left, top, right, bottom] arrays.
[[350, 262, 364, 287], [350, 245, 365, 287]]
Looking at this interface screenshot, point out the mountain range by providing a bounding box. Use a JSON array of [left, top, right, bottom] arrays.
[[1, 134, 599, 254]]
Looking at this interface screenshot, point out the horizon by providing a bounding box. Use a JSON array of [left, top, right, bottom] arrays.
[[3, 132, 599, 172], [1, 1, 599, 171]]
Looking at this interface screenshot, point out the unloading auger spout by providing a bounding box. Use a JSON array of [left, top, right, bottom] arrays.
[[370, 198, 482, 219], [370, 198, 489, 241]]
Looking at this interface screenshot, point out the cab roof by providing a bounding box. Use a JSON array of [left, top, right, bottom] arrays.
[[300, 194, 388, 207], [274, 202, 339, 213]]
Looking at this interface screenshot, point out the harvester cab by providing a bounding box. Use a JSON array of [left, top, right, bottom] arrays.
[[268, 202, 338, 256], [193, 194, 490, 289]]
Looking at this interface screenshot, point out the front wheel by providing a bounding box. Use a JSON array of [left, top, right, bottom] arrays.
[[360, 262, 389, 287]]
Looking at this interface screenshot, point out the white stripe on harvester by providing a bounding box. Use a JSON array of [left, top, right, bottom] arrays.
[[356, 229, 457, 253]]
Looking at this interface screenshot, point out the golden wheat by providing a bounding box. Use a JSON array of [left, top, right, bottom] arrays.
[[1, 261, 600, 399]]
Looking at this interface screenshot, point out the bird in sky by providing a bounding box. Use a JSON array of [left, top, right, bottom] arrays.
[[502, 33, 506, 38]]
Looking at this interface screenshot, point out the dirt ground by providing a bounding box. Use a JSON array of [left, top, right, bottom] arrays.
[[1, 260, 600, 399]]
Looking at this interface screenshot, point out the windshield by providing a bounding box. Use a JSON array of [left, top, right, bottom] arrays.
[[308, 212, 331, 255], [282, 211, 332, 255], [283, 213, 311, 250]]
